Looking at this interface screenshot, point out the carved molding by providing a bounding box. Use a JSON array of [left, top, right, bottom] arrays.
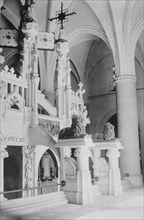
[[0, 65, 27, 85], [115, 75, 136, 83]]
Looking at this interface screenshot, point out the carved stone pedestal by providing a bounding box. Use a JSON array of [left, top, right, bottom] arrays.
[[106, 148, 122, 195], [91, 139, 123, 196], [56, 135, 94, 205]]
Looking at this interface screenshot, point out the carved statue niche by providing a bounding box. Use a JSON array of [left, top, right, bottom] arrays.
[[59, 114, 86, 139]]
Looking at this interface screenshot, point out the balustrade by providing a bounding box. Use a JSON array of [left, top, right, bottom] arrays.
[[0, 65, 28, 105]]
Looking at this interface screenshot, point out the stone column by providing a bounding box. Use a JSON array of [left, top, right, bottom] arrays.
[[106, 149, 122, 195], [23, 146, 35, 197], [115, 75, 142, 186], [60, 147, 71, 183], [0, 145, 8, 201], [30, 40, 39, 127], [75, 146, 93, 204]]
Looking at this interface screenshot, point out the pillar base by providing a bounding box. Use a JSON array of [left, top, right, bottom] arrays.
[[76, 192, 93, 205], [77, 171, 93, 205]]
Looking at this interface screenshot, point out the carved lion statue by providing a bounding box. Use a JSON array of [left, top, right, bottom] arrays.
[[103, 122, 115, 140], [59, 114, 85, 139]]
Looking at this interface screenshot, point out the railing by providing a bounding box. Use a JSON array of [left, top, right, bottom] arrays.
[[0, 180, 66, 199], [0, 65, 28, 100]]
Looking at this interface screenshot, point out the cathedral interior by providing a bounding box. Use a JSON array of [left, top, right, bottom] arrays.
[[0, 0, 144, 219]]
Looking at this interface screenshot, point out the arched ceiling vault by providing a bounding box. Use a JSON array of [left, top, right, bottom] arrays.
[[135, 31, 144, 70], [0, 0, 143, 91]]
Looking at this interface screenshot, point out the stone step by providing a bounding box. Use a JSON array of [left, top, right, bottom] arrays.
[[2, 193, 67, 210], [2, 191, 65, 207], [8, 198, 67, 216], [1, 191, 68, 217]]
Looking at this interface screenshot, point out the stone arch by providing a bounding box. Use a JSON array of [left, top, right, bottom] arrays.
[[67, 25, 109, 48], [130, 21, 144, 62], [36, 146, 60, 193], [30, 126, 60, 188]]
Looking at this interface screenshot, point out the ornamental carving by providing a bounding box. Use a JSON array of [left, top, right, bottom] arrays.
[[23, 145, 35, 188], [106, 149, 120, 158], [23, 111, 30, 145], [70, 83, 90, 127], [0, 144, 8, 158], [55, 30, 71, 88], [39, 119, 60, 137], [103, 122, 115, 140], [59, 114, 86, 139], [18, 0, 38, 57], [5, 89, 24, 111], [1, 101, 7, 120], [0, 81, 7, 98], [20, 0, 36, 29]]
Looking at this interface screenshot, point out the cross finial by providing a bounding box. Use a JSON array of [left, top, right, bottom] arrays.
[[48, 2, 76, 29]]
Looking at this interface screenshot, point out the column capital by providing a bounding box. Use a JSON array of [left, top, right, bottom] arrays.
[[115, 74, 136, 83], [74, 146, 91, 158], [106, 149, 120, 158]]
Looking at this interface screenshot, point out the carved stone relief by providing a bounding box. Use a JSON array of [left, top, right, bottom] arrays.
[[23, 145, 35, 188], [103, 122, 115, 140], [4, 90, 25, 111], [39, 119, 60, 137]]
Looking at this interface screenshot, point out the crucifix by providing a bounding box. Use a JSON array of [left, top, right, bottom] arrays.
[[48, 2, 76, 29]]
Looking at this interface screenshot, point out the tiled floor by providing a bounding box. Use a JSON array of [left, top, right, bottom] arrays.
[[25, 187, 143, 220]]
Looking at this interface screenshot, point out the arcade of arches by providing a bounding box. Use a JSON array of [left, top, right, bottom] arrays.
[[0, 0, 144, 204]]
